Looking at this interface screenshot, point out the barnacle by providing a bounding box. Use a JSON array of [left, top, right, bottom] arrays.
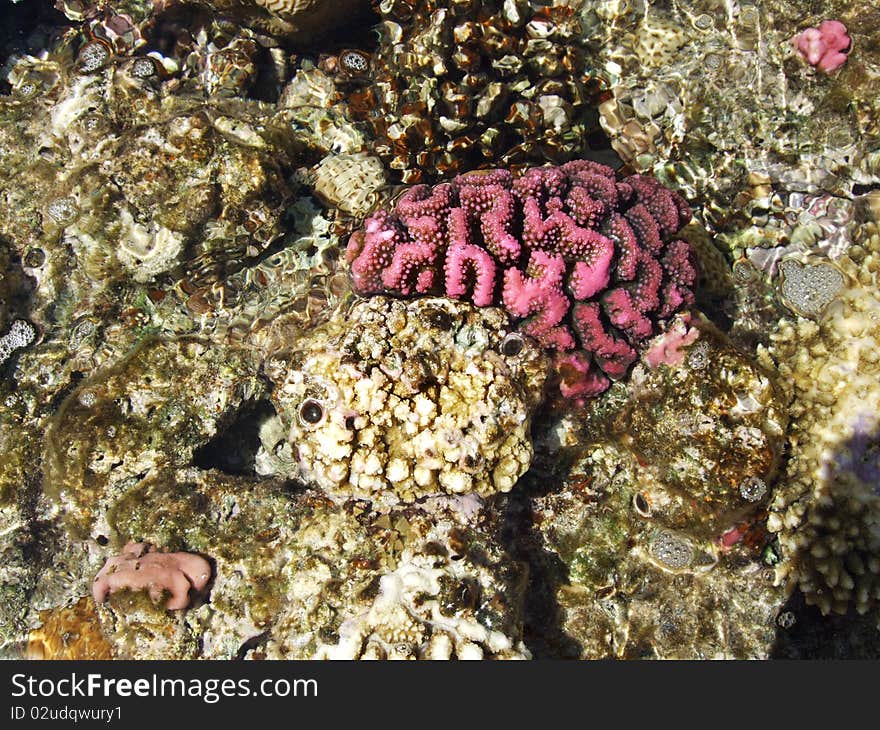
[[0, 320, 37, 366], [354, 0, 609, 183]]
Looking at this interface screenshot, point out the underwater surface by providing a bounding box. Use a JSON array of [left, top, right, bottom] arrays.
[[0, 0, 878, 659]]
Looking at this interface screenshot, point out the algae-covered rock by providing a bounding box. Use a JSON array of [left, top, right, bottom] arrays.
[[43, 336, 264, 537], [33, 468, 528, 660], [512, 313, 790, 658]]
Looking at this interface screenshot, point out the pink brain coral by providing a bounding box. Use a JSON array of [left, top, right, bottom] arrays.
[[93, 541, 212, 611], [346, 160, 697, 399]]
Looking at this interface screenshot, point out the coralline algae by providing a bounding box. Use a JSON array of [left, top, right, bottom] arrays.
[[794, 20, 852, 74]]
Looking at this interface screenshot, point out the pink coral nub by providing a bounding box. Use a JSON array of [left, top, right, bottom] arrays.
[[93, 541, 211, 611], [794, 20, 851, 73], [346, 160, 696, 397]]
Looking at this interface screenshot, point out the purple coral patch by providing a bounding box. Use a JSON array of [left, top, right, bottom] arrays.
[[346, 160, 697, 397]]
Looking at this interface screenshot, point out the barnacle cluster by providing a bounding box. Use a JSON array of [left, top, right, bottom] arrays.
[[0, 319, 36, 367], [777, 258, 846, 318], [349, 0, 608, 183]]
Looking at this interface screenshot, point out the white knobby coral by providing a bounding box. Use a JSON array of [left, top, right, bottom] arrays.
[[262, 296, 548, 504]]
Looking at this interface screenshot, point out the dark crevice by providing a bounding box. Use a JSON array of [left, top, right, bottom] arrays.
[[193, 398, 276, 475], [853, 183, 880, 196], [0, 0, 66, 88], [235, 632, 270, 660], [770, 589, 880, 659], [501, 469, 585, 659], [289, 6, 382, 55]]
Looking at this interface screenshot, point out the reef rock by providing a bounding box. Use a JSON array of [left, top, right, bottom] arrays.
[[512, 315, 790, 658], [25, 469, 529, 660], [590, 0, 880, 263]]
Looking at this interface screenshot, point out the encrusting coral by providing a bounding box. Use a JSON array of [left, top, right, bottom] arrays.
[[346, 160, 697, 398], [0, 319, 37, 367], [93, 541, 212, 610]]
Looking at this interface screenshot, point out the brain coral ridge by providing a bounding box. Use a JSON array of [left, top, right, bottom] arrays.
[[346, 160, 697, 398]]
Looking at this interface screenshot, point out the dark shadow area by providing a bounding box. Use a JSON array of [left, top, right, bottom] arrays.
[[289, 4, 381, 56], [193, 398, 276, 475], [771, 589, 880, 659], [0, 0, 68, 95], [234, 631, 270, 660], [501, 462, 585, 659]]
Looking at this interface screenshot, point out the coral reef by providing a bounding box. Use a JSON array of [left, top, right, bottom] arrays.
[[19, 466, 528, 660], [54, 0, 373, 41], [43, 336, 264, 537], [260, 295, 548, 504], [312, 519, 529, 659], [0, 46, 299, 288], [93, 541, 212, 610], [346, 160, 696, 397], [573, 312, 787, 544], [3, 0, 880, 662]]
